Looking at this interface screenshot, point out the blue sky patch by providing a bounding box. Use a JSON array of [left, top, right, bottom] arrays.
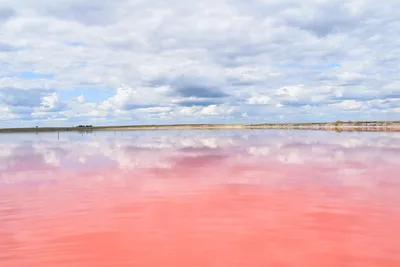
[[58, 88, 115, 102], [1, 72, 54, 79], [277, 63, 340, 70], [66, 42, 86, 47]]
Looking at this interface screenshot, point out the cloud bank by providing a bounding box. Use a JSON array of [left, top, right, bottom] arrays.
[[0, 0, 399, 126]]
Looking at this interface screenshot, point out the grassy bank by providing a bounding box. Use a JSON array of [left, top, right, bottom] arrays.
[[1, 121, 400, 133]]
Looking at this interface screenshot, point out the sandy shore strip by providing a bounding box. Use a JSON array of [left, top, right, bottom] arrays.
[[1, 122, 400, 133]]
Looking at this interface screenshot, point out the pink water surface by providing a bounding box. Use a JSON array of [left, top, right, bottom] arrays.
[[1, 130, 400, 266]]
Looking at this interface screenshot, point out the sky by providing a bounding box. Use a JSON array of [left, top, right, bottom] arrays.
[[0, 0, 399, 127]]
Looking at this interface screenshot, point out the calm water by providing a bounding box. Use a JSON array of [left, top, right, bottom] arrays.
[[1, 130, 400, 267]]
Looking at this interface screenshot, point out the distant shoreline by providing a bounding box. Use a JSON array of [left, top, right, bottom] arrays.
[[1, 121, 400, 133]]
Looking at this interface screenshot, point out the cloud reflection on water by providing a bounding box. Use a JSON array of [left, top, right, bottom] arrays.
[[1, 130, 400, 166]]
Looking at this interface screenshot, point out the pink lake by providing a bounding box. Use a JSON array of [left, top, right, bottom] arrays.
[[1, 130, 400, 267]]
